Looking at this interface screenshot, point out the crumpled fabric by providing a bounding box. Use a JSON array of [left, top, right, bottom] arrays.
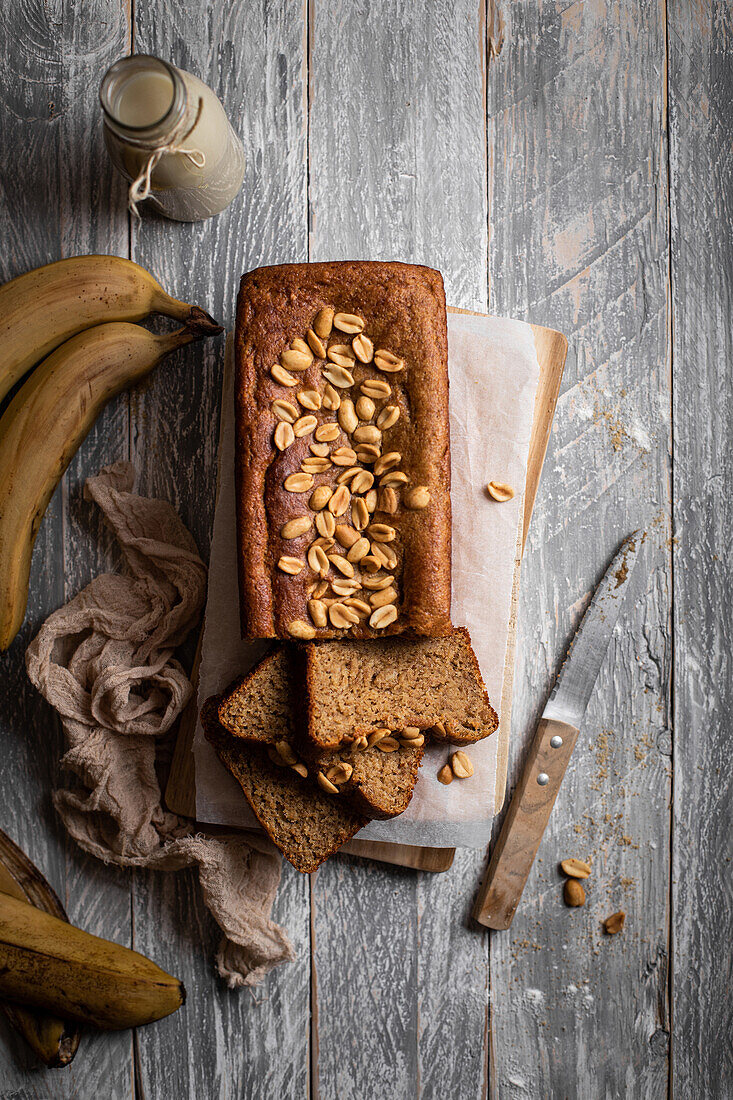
[[25, 462, 294, 986]]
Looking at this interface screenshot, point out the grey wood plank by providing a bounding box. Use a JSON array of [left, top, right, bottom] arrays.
[[0, 1, 134, 1096], [667, 3, 733, 1094], [130, 860, 312, 1100], [308, 2, 489, 1097], [487, 3, 672, 1097], [416, 848, 491, 1100], [308, 0, 489, 308], [312, 857, 419, 1099], [128, 2, 312, 1097]]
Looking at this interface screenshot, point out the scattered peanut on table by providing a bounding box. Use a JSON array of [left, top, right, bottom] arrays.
[[560, 857, 591, 879], [564, 879, 586, 907], [560, 855, 591, 907], [603, 911, 626, 935]]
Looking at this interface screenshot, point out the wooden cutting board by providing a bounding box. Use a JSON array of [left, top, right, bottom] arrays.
[[164, 314, 567, 873]]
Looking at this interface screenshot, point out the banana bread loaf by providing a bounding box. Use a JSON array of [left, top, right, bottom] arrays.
[[217, 646, 295, 746], [314, 741, 424, 820], [234, 260, 451, 640]]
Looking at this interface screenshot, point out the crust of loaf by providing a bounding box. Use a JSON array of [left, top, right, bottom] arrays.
[[234, 260, 451, 640]]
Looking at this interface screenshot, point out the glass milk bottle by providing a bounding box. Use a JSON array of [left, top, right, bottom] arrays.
[[100, 55, 245, 222]]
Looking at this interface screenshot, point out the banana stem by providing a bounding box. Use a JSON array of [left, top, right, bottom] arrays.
[[182, 309, 225, 339], [153, 289, 223, 336], [160, 319, 224, 357]]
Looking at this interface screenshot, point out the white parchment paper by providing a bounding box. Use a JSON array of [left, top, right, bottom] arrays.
[[194, 313, 540, 848]]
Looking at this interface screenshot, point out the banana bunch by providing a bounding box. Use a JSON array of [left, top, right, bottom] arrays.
[[0, 255, 221, 650], [0, 827, 80, 1067], [0, 891, 185, 1031], [0, 254, 217, 404]]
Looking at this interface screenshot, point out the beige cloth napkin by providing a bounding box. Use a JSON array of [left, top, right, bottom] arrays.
[[25, 461, 294, 987]]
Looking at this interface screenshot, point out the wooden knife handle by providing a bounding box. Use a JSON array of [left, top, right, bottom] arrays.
[[473, 717, 579, 929]]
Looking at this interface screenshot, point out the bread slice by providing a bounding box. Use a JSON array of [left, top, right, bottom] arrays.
[[316, 743, 423, 820], [201, 696, 367, 873], [216, 645, 423, 819], [304, 627, 498, 753], [217, 646, 295, 745]]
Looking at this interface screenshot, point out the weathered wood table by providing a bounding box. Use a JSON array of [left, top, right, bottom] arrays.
[[1, 2, 730, 1097]]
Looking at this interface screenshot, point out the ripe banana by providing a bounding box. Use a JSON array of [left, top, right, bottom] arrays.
[[0, 317, 220, 650], [0, 892, 185, 1030], [0, 828, 80, 1067], [0, 254, 218, 404]]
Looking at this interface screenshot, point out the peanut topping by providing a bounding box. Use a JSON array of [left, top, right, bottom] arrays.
[[274, 421, 295, 451], [313, 308, 334, 338], [287, 619, 316, 640], [333, 313, 365, 334]]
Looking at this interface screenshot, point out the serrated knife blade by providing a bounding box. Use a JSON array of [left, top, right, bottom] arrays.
[[542, 531, 643, 729], [473, 531, 644, 930]]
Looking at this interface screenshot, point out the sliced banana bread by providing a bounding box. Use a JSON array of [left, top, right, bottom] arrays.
[[304, 627, 498, 753], [201, 696, 367, 873], [214, 647, 423, 819], [315, 742, 423, 820], [217, 646, 295, 746]]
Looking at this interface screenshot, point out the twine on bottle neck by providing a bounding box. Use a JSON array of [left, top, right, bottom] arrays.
[[127, 97, 206, 219]]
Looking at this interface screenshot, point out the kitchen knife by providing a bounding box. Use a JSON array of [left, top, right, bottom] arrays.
[[473, 531, 644, 929]]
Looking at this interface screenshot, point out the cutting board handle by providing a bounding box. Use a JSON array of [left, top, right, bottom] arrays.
[[472, 717, 579, 929]]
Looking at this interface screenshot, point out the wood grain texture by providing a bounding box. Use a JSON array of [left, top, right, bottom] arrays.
[[667, 1, 733, 1091], [415, 847, 491, 1100], [524, 327, 569, 551], [0, 1, 134, 1095], [129, 2, 312, 1098], [308, 0, 489, 307], [308, 1, 490, 1096], [1, 0, 731, 1095], [487, 1, 673, 1096]]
